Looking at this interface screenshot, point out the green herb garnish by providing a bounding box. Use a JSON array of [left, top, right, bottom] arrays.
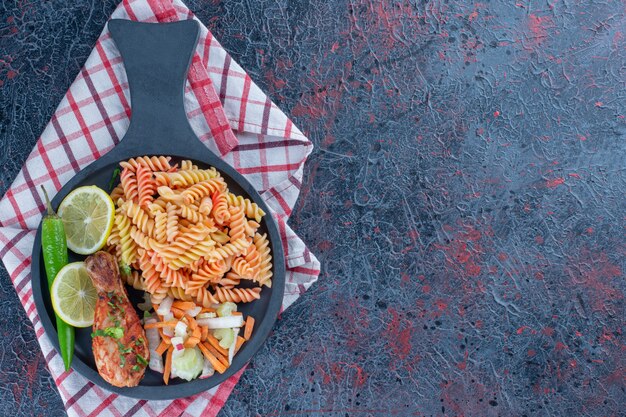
[[136, 354, 148, 366], [91, 327, 124, 339], [119, 263, 131, 276], [117, 341, 133, 354]]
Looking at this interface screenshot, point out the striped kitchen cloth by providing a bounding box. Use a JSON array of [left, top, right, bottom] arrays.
[[0, 0, 320, 415]]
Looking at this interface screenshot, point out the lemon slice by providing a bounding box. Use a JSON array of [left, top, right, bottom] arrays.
[[51, 262, 97, 327], [58, 185, 115, 255]]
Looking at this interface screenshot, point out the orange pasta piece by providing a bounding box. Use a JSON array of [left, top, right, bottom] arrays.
[[199, 342, 227, 374], [172, 301, 196, 310], [200, 307, 216, 314], [156, 340, 169, 356], [164, 346, 173, 385], [231, 311, 243, 316], [235, 336, 246, 354], [144, 320, 177, 329], [205, 333, 229, 356]]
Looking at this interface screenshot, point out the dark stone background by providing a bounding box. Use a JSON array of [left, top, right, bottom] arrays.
[[1, 0, 624, 416]]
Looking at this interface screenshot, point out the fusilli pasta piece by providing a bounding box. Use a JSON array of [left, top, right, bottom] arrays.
[[231, 256, 256, 280], [180, 160, 198, 171], [154, 211, 167, 243], [120, 167, 138, 203], [179, 203, 203, 224], [181, 178, 227, 205], [155, 168, 220, 188], [254, 233, 273, 286], [110, 184, 125, 203], [205, 237, 250, 262], [212, 287, 262, 303], [123, 200, 155, 236], [157, 186, 184, 205], [211, 191, 230, 225], [165, 202, 179, 242], [198, 196, 213, 215], [136, 164, 156, 207], [123, 270, 145, 291], [116, 212, 137, 266], [225, 193, 266, 223], [120, 156, 173, 172], [167, 285, 193, 302], [228, 206, 246, 243]]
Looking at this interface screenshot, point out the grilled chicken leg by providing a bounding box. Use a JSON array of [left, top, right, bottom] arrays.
[[85, 251, 149, 387]]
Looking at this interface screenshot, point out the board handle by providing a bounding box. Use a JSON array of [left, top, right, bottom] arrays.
[[108, 19, 202, 154]]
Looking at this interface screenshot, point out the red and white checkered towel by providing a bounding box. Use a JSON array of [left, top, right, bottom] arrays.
[[0, 0, 320, 415]]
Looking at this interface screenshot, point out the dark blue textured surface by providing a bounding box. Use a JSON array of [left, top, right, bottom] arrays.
[[1, 1, 624, 416]]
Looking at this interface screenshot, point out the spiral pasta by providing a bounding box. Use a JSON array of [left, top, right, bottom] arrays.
[[179, 203, 203, 224], [116, 212, 137, 266], [123, 270, 144, 291], [136, 164, 156, 208], [212, 287, 262, 303], [120, 167, 139, 203], [254, 233, 273, 287], [155, 168, 220, 187], [154, 211, 167, 243], [120, 156, 174, 172], [211, 191, 230, 225], [165, 202, 179, 243], [123, 200, 155, 236], [110, 184, 125, 203], [198, 196, 213, 215], [225, 193, 266, 223], [181, 178, 227, 205], [106, 156, 273, 320], [228, 206, 246, 242]]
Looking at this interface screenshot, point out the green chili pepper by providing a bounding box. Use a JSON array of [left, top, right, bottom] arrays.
[[108, 167, 121, 192], [41, 186, 75, 371]]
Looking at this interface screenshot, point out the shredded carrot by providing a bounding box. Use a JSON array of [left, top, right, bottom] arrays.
[[158, 329, 172, 344], [200, 307, 216, 314], [200, 326, 209, 342], [192, 326, 201, 340], [184, 336, 200, 348], [186, 314, 198, 330], [170, 307, 185, 319], [152, 303, 160, 312], [205, 342, 229, 367], [172, 301, 197, 310], [231, 311, 243, 316], [156, 340, 169, 356], [199, 342, 227, 374], [144, 320, 177, 329], [243, 316, 255, 341], [164, 346, 173, 385], [234, 336, 245, 354], [205, 333, 229, 356]]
